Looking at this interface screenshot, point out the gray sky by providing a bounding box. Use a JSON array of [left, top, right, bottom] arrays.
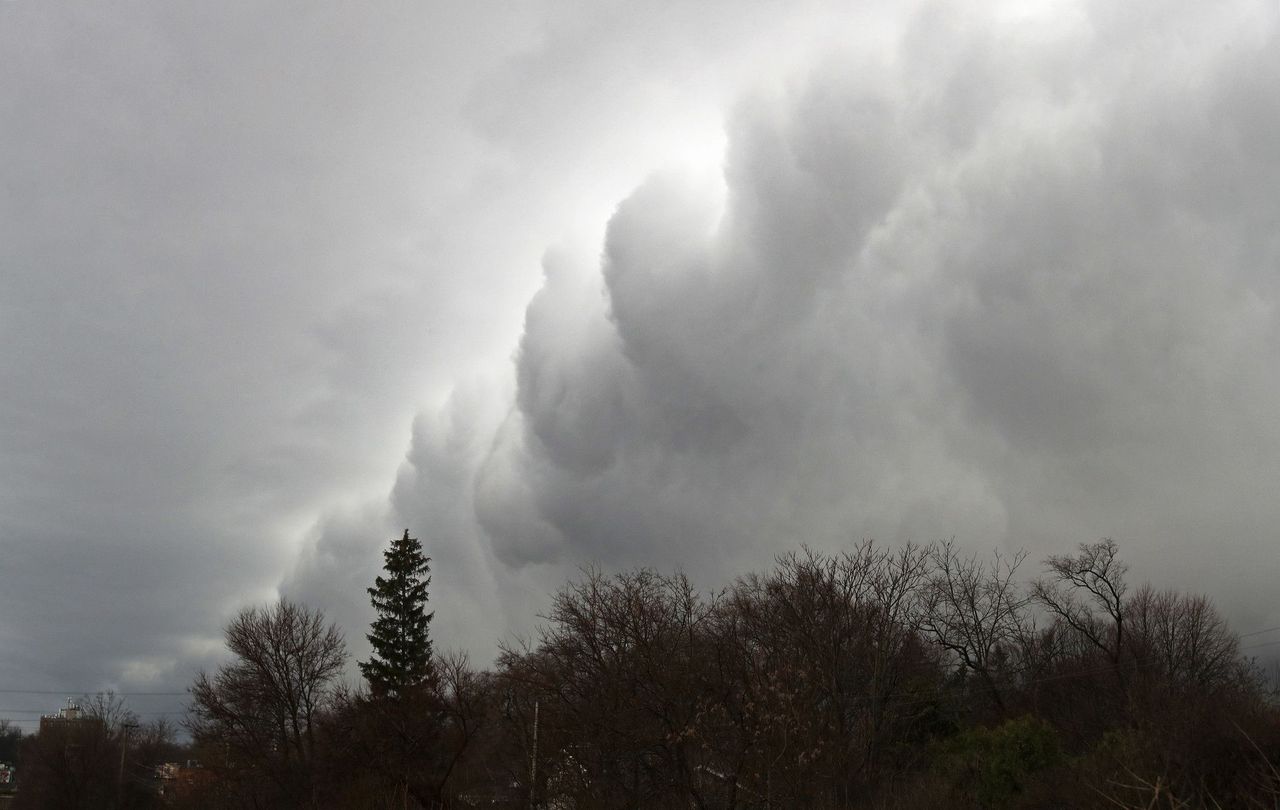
[[3, 0, 1279, 729]]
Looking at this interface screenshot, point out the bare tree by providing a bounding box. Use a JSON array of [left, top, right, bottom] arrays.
[[14, 720, 116, 809], [1032, 538, 1130, 694], [918, 540, 1029, 712], [709, 542, 938, 808], [434, 649, 492, 797], [82, 692, 139, 735], [499, 567, 720, 809], [187, 599, 346, 808], [1126, 586, 1242, 690]]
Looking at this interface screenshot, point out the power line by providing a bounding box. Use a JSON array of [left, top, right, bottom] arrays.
[[0, 708, 185, 716], [0, 689, 186, 696], [1240, 624, 1280, 638]]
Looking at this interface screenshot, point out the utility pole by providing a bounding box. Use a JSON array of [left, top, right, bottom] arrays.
[[117, 721, 138, 808], [529, 699, 539, 810]]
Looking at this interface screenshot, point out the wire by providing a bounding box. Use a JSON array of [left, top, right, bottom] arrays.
[[0, 689, 186, 696], [0, 708, 185, 716], [1240, 624, 1280, 638]]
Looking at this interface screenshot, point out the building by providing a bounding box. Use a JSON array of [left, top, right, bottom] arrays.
[[38, 699, 104, 736]]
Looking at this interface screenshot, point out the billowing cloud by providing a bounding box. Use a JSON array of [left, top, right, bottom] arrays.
[[288, 0, 1280, 664], [4, 0, 1279, 730]]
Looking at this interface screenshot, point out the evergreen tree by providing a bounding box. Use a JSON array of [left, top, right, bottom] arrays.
[[361, 529, 436, 697]]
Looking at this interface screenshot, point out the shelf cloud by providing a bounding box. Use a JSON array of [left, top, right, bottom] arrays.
[[290, 0, 1280, 661], [2, 0, 1277, 717]]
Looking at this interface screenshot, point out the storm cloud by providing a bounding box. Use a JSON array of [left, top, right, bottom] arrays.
[[3, 0, 1279, 726], [290, 0, 1280, 663]]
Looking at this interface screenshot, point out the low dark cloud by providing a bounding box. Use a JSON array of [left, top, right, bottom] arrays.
[[0, 0, 546, 722]]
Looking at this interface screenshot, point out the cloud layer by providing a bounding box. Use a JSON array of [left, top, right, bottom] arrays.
[[4, 0, 1279, 727], [290, 0, 1280, 662]]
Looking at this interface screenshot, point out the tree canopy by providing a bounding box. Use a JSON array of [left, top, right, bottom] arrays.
[[360, 529, 437, 697]]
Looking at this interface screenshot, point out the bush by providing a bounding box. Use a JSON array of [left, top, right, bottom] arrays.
[[934, 715, 1061, 808]]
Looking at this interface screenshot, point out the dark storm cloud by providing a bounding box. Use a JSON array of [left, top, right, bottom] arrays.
[[286, 0, 1280, 662], [4, 0, 882, 709], [0, 0, 545, 720], [5, 0, 1278, 724]]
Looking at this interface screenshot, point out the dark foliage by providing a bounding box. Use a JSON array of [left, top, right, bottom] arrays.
[[147, 536, 1280, 808], [12, 695, 175, 810], [0, 719, 21, 765], [361, 529, 437, 699]]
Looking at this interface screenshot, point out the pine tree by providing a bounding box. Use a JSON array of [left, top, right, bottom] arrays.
[[361, 529, 437, 697]]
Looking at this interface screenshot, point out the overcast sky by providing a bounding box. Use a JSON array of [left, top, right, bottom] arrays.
[[3, 0, 1279, 729]]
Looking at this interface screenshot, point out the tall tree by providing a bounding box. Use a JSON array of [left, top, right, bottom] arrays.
[[361, 529, 437, 697]]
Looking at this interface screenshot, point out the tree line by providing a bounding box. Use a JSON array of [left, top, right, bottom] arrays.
[[6, 534, 1279, 808]]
